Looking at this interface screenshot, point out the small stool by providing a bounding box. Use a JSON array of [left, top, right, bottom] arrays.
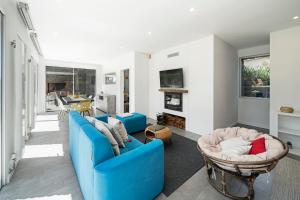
[[144, 125, 172, 144], [116, 112, 147, 134]]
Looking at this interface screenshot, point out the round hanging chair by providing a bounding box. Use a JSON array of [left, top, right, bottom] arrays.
[[197, 127, 288, 200]]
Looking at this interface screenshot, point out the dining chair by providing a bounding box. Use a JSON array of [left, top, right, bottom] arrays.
[[72, 100, 92, 116], [47, 92, 57, 106], [57, 97, 70, 120]]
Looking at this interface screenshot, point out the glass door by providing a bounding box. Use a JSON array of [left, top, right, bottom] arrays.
[[74, 68, 96, 97]]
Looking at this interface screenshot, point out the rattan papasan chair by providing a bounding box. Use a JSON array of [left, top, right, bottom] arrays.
[[197, 127, 288, 200]]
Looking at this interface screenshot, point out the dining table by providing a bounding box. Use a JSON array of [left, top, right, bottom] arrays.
[[62, 95, 94, 105]]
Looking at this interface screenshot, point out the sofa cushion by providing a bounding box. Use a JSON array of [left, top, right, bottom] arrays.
[[108, 117, 128, 142], [222, 145, 251, 157], [116, 112, 147, 134], [249, 137, 266, 155], [85, 116, 97, 126], [103, 122, 125, 148], [95, 120, 120, 155], [120, 136, 143, 154], [220, 136, 250, 151]]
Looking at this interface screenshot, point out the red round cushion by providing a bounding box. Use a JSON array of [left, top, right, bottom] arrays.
[[249, 137, 266, 155]]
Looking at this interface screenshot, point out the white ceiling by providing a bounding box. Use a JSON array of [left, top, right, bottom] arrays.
[[26, 0, 300, 64]]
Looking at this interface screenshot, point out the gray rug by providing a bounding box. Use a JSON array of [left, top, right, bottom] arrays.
[[131, 131, 204, 196]]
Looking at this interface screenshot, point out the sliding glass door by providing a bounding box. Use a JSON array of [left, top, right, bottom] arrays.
[[45, 66, 96, 110], [74, 68, 96, 97]]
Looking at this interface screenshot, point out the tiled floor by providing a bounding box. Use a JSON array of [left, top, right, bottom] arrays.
[[0, 112, 299, 200]]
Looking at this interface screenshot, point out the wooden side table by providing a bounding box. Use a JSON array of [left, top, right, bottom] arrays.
[[144, 125, 172, 144]]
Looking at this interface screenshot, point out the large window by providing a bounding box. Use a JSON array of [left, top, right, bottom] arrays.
[[240, 55, 270, 98], [46, 66, 96, 96]]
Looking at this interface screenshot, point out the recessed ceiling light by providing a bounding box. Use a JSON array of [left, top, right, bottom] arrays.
[[292, 16, 299, 20], [148, 32, 152, 36], [119, 46, 124, 49], [189, 7, 195, 12]]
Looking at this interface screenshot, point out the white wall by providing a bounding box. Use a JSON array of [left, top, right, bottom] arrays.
[[237, 44, 270, 129], [134, 53, 149, 115], [270, 26, 300, 135], [188, 36, 215, 134], [37, 59, 103, 113], [0, 0, 41, 184], [148, 35, 215, 134], [148, 44, 190, 121], [101, 52, 149, 115], [101, 52, 135, 114], [213, 36, 238, 129]]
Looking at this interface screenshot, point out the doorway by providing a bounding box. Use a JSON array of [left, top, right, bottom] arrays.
[[123, 69, 129, 113]]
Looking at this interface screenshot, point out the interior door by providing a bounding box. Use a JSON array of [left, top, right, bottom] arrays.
[[123, 69, 129, 113]]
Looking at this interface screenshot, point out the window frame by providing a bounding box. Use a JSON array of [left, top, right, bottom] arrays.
[[239, 53, 270, 99]]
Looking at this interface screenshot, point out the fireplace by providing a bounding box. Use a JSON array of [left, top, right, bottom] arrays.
[[47, 82, 66, 93], [164, 92, 182, 111], [163, 113, 186, 129]]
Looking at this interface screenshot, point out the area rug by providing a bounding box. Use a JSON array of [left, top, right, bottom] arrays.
[[131, 130, 205, 196]]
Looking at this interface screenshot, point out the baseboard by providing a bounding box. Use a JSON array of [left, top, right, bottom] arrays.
[[236, 121, 269, 130]]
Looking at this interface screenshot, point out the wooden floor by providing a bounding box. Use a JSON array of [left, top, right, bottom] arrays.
[[0, 113, 299, 200]]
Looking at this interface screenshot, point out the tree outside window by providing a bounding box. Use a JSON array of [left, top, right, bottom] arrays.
[[241, 55, 270, 98]]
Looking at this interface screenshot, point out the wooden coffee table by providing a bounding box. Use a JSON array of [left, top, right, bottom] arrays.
[[144, 125, 172, 144]]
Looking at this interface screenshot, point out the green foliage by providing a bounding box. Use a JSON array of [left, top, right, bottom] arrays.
[[242, 65, 270, 84]]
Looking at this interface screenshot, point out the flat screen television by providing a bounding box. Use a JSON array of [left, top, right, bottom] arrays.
[[159, 68, 184, 88]]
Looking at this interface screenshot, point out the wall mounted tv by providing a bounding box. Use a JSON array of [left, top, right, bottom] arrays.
[[159, 68, 184, 88]]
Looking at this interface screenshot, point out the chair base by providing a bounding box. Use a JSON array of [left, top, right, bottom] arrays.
[[205, 163, 259, 200]]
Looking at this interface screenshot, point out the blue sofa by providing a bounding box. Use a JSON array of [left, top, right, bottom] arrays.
[[69, 111, 164, 200], [116, 112, 147, 134]]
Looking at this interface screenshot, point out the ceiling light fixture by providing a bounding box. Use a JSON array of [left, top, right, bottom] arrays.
[[189, 7, 195, 12], [30, 32, 43, 56], [292, 16, 299, 20], [17, 2, 35, 30], [148, 32, 152, 36]]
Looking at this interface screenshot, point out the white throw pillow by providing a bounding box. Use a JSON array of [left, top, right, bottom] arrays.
[[221, 145, 251, 157], [220, 137, 250, 151], [95, 120, 120, 156], [108, 117, 128, 142], [85, 116, 96, 126], [103, 123, 125, 148]]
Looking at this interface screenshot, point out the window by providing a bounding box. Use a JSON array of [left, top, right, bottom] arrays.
[[46, 66, 96, 96], [240, 55, 270, 98]]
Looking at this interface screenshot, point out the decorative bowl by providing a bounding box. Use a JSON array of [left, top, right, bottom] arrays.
[[280, 106, 294, 113]]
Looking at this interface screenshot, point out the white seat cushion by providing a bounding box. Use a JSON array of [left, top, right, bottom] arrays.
[[221, 145, 251, 157], [219, 137, 250, 151]]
